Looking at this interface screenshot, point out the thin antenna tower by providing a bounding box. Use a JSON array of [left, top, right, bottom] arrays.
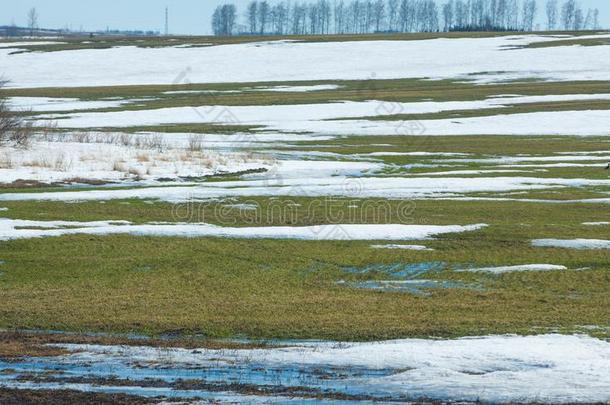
[[165, 7, 169, 36]]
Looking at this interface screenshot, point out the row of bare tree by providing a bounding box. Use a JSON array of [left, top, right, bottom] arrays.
[[212, 0, 601, 36]]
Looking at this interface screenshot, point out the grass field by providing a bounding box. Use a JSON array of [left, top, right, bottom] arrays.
[[0, 32, 609, 345], [1, 30, 610, 403], [0, 195, 608, 340]]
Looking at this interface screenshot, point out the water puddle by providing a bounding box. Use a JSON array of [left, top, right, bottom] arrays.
[[0, 355, 407, 404], [339, 262, 478, 295], [343, 262, 447, 278]]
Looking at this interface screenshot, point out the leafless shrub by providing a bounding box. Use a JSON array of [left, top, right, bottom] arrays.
[[146, 134, 166, 152], [38, 120, 58, 140], [188, 135, 204, 152], [53, 152, 71, 171], [119, 133, 132, 146], [0, 79, 36, 148], [0, 151, 14, 169], [74, 131, 93, 143]]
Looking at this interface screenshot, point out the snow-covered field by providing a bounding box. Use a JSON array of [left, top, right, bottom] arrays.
[[2, 34, 610, 88], [0, 218, 485, 241], [0, 138, 272, 183], [1, 33, 609, 185], [1, 33, 609, 404], [37, 93, 610, 126], [1, 175, 608, 202], [533, 238, 610, 249], [0, 334, 607, 403]]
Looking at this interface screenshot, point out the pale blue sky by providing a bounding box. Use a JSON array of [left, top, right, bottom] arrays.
[[2, 0, 609, 35]]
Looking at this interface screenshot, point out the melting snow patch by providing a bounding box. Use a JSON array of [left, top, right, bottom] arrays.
[[457, 264, 568, 274], [582, 222, 610, 226], [246, 84, 341, 92], [338, 279, 468, 295], [38, 334, 610, 404], [2, 176, 608, 202], [223, 203, 258, 211], [8, 97, 128, 112], [0, 219, 487, 241], [533, 239, 610, 250], [0, 139, 271, 184], [370, 244, 433, 251]]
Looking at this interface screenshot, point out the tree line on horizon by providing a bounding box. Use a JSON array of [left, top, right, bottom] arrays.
[[212, 0, 601, 36]]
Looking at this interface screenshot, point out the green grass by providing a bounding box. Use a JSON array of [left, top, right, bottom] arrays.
[[0, 31, 565, 54], [0, 197, 609, 228], [4, 30, 603, 55], [520, 35, 610, 49], [0, 195, 608, 340], [0, 230, 608, 341], [291, 135, 610, 155], [339, 99, 610, 122], [1, 38, 609, 343], [4, 79, 610, 111]]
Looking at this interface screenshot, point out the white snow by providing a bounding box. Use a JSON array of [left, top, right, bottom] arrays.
[[439, 154, 610, 164], [0, 140, 271, 184], [43, 99, 494, 128], [270, 110, 610, 136], [44, 95, 610, 136], [457, 264, 568, 274], [223, 203, 258, 211], [0, 218, 486, 241], [362, 151, 470, 157], [533, 239, 610, 249], [582, 222, 610, 226], [412, 169, 530, 176], [0, 41, 65, 48], [8, 97, 127, 112], [3, 34, 610, 88], [1, 176, 609, 202], [370, 244, 433, 251], [247, 84, 341, 92], [57, 334, 610, 404]]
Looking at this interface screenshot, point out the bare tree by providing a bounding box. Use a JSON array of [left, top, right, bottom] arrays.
[[271, 3, 288, 34], [507, 0, 519, 29], [372, 0, 386, 31], [387, 0, 399, 31], [561, 0, 576, 30], [546, 0, 558, 30], [213, 0, 604, 36], [27, 7, 39, 36], [247, 1, 258, 33], [496, 0, 508, 28], [592, 8, 599, 29], [583, 8, 593, 30], [258, 1, 270, 34], [521, 0, 537, 31], [442, 0, 454, 31], [334, 0, 346, 33], [574, 6, 583, 30], [0, 80, 34, 147], [212, 4, 237, 36]]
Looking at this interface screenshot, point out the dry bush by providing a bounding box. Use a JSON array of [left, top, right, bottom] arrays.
[[0, 79, 35, 147], [188, 135, 204, 152]]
